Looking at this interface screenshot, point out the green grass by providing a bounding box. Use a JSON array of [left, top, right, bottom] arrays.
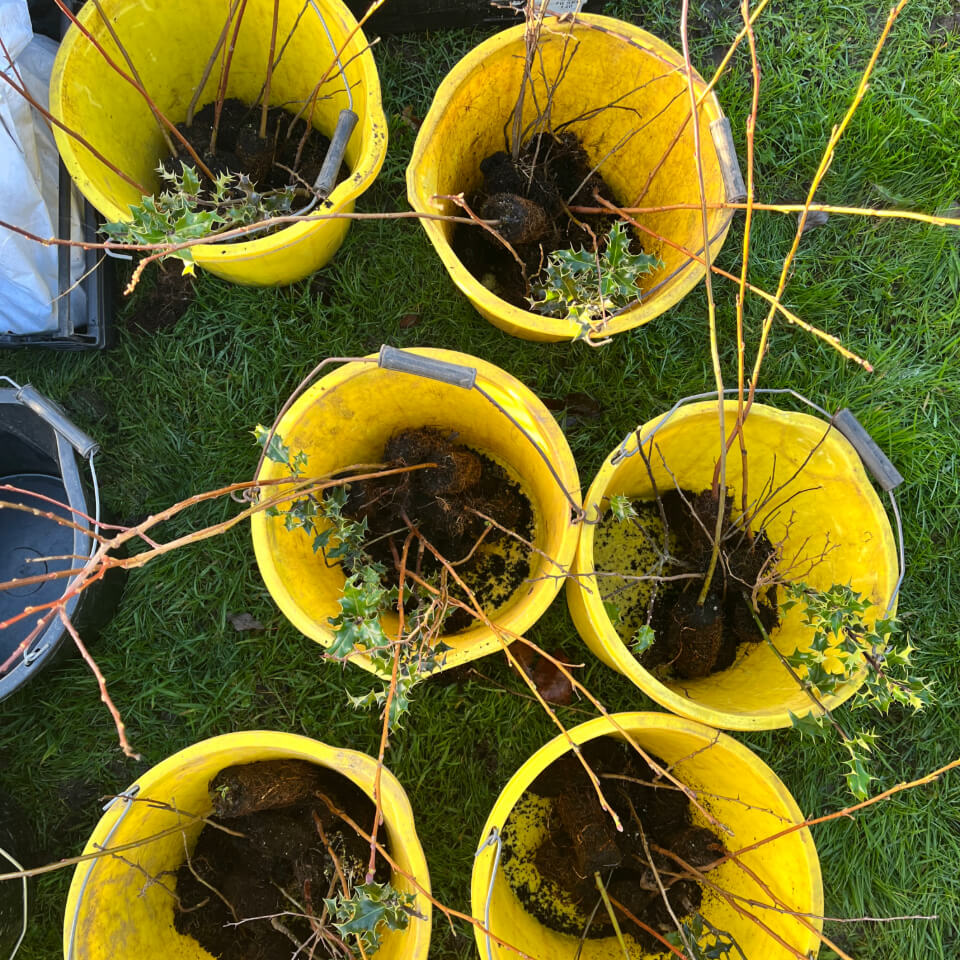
[[2, 1, 959, 958]]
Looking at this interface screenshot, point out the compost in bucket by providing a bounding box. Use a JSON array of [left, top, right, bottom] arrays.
[[342, 428, 535, 633], [595, 489, 780, 679], [174, 759, 396, 960], [451, 133, 659, 314], [154, 98, 345, 240], [500, 736, 724, 949]]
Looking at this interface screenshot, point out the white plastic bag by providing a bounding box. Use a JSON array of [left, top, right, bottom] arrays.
[[0, 0, 83, 335]]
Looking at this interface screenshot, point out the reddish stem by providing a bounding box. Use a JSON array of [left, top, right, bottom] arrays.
[[51, 0, 216, 183], [211, 0, 249, 154]]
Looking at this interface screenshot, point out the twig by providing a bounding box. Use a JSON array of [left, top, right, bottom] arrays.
[[465, 506, 566, 572], [51, 0, 216, 182], [679, 0, 725, 606], [593, 194, 873, 371], [633, 800, 695, 956], [253, 0, 311, 109], [98, 848, 185, 905], [401, 532, 728, 834], [608, 894, 688, 959], [0, 69, 148, 194], [59, 609, 138, 758], [747, 0, 909, 404], [436, 193, 527, 279], [210, 0, 249, 154], [186, 0, 243, 125], [601, 773, 792, 822], [632, 0, 771, 203], [260, 0, 280, 139], [316, 794, 533, 959], [312, 811, 349, 895], [704, 755, 960, 870], [652, 845, 811, 960], [571, 200, 960, 230], [0, 810, 238, 882], [366, 533, 412, 881], [180, 833, 239, 922], [89, 0, 177, 156], [292, 0, 387, 166]]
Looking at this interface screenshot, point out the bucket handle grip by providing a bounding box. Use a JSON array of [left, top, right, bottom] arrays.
[[832, 408, 904, 492], [710, 117, 747, 204], [314, 109, 359, 198], [14, 385, 100, 459], [378, 345, 477, 389], [379, 347, 582, 517]]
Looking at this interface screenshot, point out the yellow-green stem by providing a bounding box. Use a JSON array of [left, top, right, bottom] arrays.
[[595, 872, 632, 960]]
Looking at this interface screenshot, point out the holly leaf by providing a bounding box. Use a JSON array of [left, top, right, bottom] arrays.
[[253, 424, 292, 466], [787, 710, 831, 739], [631, 624, 656, 656], [325, 882, 417, 953]]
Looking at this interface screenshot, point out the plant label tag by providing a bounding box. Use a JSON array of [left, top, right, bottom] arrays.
[[545, 0, 586, 13]]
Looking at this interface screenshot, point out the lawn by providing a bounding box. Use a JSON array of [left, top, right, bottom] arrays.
[[1, 0, 959, 958]]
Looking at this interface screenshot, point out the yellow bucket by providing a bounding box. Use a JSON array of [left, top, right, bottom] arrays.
[[471, 712, 823, 960], [567, 400, 899, 731], [251, 347, 582, 674], [63, 731, 431, 960], [50, 0, 387, 286], [407, 15, 736, 342]]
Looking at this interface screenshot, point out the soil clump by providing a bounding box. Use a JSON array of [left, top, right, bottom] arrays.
[[174, 759, 389, 960], [596, 489, 780, 679], [342, 427, 535, 633], [451, 132, 653, 309], [501, 737, 724, 949]]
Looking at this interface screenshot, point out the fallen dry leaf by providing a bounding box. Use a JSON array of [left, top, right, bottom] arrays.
[[511, 645, 573, 705], [544, 391, 602, 427], [399, 104, 421, 132]]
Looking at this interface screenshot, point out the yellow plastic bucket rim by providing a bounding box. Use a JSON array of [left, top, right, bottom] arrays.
[[63, 730, 432, 960], [471, 711, 824, 958], [250, 347, 582, 674], [49, 0, 386, 267], [572, 398, 900, 731], [406, 14, 731, 341]]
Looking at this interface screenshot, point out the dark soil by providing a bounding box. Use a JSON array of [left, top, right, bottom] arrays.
[[501, 737, 724, 949], [598, 489, 780, 680], [159, 98, 345, 238], [342, 428, 534, 633], [451, 132, 650, 309], [123, 263, 194, 335], [174, 759, 389, 960]]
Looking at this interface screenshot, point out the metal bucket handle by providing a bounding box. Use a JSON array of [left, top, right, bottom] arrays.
[[64, 786, 140, 960], [474, 826, 503, 960], [0, 377, 102, 668], [250, 346, 584, 520]]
